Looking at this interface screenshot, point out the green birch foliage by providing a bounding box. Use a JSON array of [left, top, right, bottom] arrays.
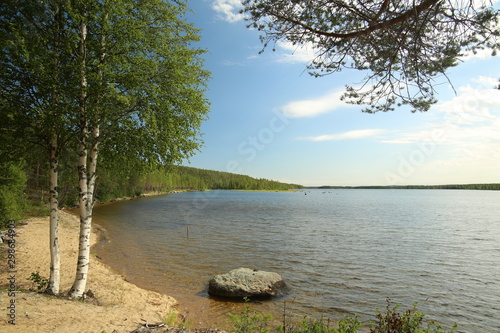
[[1, 0, 210, 198], [242, 0, 500, 113], [0, 0, 79, 151], [81, 0, 210, 170]]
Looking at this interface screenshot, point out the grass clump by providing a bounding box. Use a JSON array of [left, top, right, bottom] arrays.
[[277, 316, 361, 333], [229, 298, 456, 333], [229, 298, 361, 333], [27, 271, 49, 292], [162, 310, 192, 329], [369, 299, 457, 333], [228, 299, 273, 333]]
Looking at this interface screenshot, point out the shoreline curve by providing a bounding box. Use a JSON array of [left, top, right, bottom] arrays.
[[0, 210, 179, 332]]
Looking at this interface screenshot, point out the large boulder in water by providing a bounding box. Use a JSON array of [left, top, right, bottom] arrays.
[[208, 268, 289, 299]]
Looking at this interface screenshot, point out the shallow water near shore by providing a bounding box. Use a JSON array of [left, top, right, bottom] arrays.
[[92, 189, 500, 331]]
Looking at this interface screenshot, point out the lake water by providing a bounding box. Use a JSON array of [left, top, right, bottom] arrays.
[[91, 189, 500, 332]]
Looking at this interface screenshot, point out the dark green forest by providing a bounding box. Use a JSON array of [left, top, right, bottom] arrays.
[[96, 164, 304, 204], [0, 161, 303, 225], [136, 165, 304, 193]]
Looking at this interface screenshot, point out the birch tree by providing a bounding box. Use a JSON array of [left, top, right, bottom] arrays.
[[0, 1, 80, 295], [242, 0, 500, 112], [2, 0, 209, 299], [67, 0, 210, 298]]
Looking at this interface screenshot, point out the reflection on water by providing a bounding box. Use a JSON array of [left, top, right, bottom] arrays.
[[91, 190, 500, 331]]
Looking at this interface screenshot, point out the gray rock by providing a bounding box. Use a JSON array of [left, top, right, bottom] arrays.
[[208, 268, 289, 299]]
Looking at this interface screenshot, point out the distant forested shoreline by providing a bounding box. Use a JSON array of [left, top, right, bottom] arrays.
[[314, 184, 500, 190], [126, 165, 304, 196], [1, 163, 303, 225], [3, 155, 498, 227]]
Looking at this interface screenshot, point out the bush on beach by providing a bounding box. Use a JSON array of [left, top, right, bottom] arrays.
[[0, 163, 27, 228], [229, 298, 457, 333]]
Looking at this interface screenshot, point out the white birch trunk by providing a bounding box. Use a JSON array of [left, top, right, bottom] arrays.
[[69, 17, 90, 299], [69, 137, 88, 298], [69, 141, 90, 298], [70, 126, 99, 299], [69, 7, 106, 299], [47, 136, 60, 295], [47, 2, 62, 295]]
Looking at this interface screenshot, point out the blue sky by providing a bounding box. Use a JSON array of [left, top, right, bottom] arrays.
[[182, 0, 500, 187]]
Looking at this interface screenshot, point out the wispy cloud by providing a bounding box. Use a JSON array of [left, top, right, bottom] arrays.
[[275, 41, 317, 64], [459, 48, 496, 62], [211, 0, 244, 23], [371, 76, 500, 185], [435, 76, 500, 127], [221, 59, 247, 66], [280, 90, 352, 118], [381, 76, 500, 180], [380, 128, 449, 144], [298, 129, 384, 141], [382, 76, 500, 144]]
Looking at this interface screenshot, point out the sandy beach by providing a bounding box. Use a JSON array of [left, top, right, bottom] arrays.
[[0, 210, 179, 333]]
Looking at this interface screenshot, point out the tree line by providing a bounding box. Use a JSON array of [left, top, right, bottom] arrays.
[[90, 164, 304, 202], [316, 184, 500, 190], [0, 163, 303, 227], [138, 166, 304, 193]]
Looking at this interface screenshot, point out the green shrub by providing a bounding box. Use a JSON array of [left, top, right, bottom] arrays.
[[22, 199, 50, 218], [27, 271, 49, 292], [0, 163, 27, 228], [229, 298, 273, 333], [336, 316, 363, 333], [369, 299, 457, 333], [229, 298, 456, 333], [277, 315, 361, 333]]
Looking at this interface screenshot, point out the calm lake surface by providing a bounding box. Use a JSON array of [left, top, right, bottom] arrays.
[[92, 189, 500, 332]]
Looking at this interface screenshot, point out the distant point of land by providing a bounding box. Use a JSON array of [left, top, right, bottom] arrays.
[[310, 184, 500, 190]]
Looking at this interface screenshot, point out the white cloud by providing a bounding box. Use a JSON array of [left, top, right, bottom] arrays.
[[280, 90, 352, 118], [382, 77, 500, 144], [380, 127, 449, 144], [211, 0, 244, 23], [436, 84, 500, 125], [459, 48, 497, 62], [381, 77, 500, 177], [379, 77, 500, 185], [471, 76, 499, 87], [298, 129, 384, 141], [275, 41, 318, 64]]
